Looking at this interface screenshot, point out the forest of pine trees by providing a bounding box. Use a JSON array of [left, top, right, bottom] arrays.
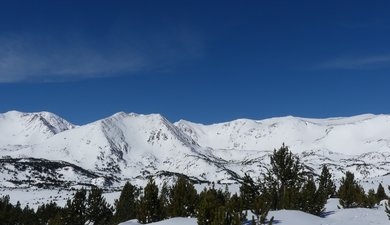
[[337, 171, 388, 209], [1, 144, 390, 225]]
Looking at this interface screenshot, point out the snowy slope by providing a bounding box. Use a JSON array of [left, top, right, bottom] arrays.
[[119, 199, 389, 225], [175, 114, 390, 179], [0, 111, 75, 151], [3, 112, 231, 183], [175, 114, 390, 155], [2, 111, 390, 187]]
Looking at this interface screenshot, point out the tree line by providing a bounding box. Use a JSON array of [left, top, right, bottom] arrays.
[[1, 144, 389, 225]]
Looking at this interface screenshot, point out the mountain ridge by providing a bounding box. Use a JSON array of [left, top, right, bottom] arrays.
[[1, 110, 390, 188]]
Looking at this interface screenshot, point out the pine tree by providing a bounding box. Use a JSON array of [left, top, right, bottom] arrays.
[[48, 212, 65, 225], [318, 165, 336, 198], [252, 195, 269, 224], [197, 188, 226, 225], [169, 176, 198, 217], [210, 206, 227, 225], [137, 196, 147, 224], [338, 171, 366, 208], [240, 174, 260, 211], [113, 181, 139, 224], [376, 183, 387, 202], [86, 187, 113, 225], [0, 195, 12, 224], [63, 189, 87, 225], [159, 182, 170, 220], [36, 201, 61, 225], [365, 189, 377, 208], [226, 194, 245, 225], [139, 178, 161, 223], [11, 201, 24, 225], [20, 204, 38, 225], [299, 177, 326, 215], [264, 144, 304, 210]]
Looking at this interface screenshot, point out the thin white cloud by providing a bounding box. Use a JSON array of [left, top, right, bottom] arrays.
[[0, 31, 202, 82], [319, 54, 390, 70]]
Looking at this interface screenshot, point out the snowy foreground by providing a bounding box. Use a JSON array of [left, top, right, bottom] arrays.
[[119, 199, 389, 225]]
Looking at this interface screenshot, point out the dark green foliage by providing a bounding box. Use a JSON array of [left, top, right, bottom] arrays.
[[158, 182, 170, 220], [252, 195, 269, 224], [210, 206, 227, 225], [385, 186, 390, 220], [169, 176, 198, 217], [86, 187, 113, 225], [226, 193, 245, 225], [36, 201, 62, 225], [0, 200, 37, 225], [227, 194, 245, 225], [338, 171, 366, 208], [318, 165, 336, 198], [113, 181, 139, 224], [137, 195, 148, 224], [18, 204, 38, 225], [365, 189, 377, 208], [63, 189, 88, 225], [138, 178, 162, 224], [299, 177, 326, 215], [376, 183, 387, 202], [240, 174, 269, 224], [197, 187, 245, 225], [0, 195, 14, 224], [240, 174, 260, 210], [264, 144, 304, 210], [48, 212, 65, 225], [197, 188, 226, 225]]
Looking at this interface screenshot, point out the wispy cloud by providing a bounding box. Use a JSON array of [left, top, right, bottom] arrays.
[[319, 54, 390, 70], [0, 31, 202, 83]]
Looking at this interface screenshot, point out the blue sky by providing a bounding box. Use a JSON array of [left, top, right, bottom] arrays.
[[1, 1, 390, 125]]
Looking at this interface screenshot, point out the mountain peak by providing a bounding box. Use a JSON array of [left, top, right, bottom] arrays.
[[0, 110, 75, 149]]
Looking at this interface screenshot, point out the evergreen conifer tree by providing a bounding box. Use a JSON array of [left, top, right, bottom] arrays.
[[252, 196, 269, 224], [299, 177, 326, 215], [113, 181, 139, 224], [227, 193, 245, 225], [159, 182, 170, 220], [86, 187, 113, 225], [197, 188, 226, 225], [318, 165, 336, 198], [139, 178, 161, 223], [63, 189, 87, 225], [264, 144, 304, 210], [137, 196, 147, 224], [48, 212, 65, 225], [376, 183, 388, 202], [365, 189, 377, 208], [20, 204, 38, 225], [36, 201, 61, 225], [240, 174, 260, 211], [338, 171, 366, 208], [210, 206, 227, 225], [169, 176, 198, 217]]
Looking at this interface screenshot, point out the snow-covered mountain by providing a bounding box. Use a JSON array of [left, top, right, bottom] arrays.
[[175, 114, 390, 180], [0, 111, 75, 151], [175, 114, 390, 155], [1, 111, 390, 188]]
